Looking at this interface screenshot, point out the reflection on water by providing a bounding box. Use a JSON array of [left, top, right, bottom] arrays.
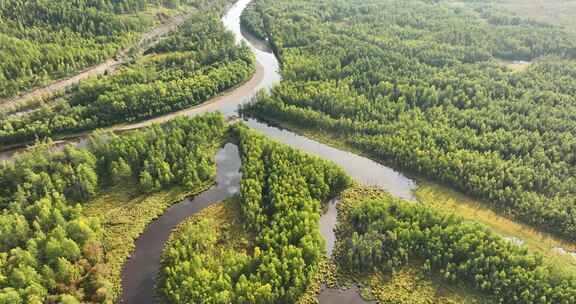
[[245, 118, 416, 200], [320, 198, 339, 257], [218, 0, 281, 116], [120, 144, 242, 304], [2, 1, 417, 303]]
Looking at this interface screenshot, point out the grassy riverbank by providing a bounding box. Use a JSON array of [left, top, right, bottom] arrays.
[[157, 197, 254, 303], [416, 181, 576, 278], [334, 186, 492, 304], [246, 116, 576, 273], [292, 185, 494, 304], [83, 180, 213, 298], [160, 197, 251, 259], [82, 126, 228, 299]]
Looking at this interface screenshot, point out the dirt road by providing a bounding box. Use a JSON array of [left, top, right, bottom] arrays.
[[0, 12, 192, 110]]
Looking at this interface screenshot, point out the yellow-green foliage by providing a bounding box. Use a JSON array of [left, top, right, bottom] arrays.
[[336, 185, 576, 303], [416, 181, 576, 278], [369, 265, 491, 304], [165, 198, 251, 252], [296, 260, 338, 304], [83, 181, 212, 297], [159, 198, 253, 303]]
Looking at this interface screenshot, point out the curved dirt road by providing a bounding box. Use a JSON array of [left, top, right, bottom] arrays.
[[0, 12, 193, 110]]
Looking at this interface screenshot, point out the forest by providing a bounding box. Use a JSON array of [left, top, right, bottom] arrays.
[[0, 2, 254, 147], [158, 125, 351, 303], [0, 0, 197, 99], [0, 113, 226, 303], [241, 0, 576, 241], [335, 187, 576, 303], [4, 0, 576, 302]]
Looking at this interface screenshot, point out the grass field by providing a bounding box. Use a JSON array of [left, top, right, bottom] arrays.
[[321, 186, 495, 304], [495, 59, 532, 72], [416, 181, 576, 279], [497, 0, 576, 31], [83, 180, 213, 298], [368, 265, 492, 304], [446, 0, 576, 32], [163, 196, 251, 257]]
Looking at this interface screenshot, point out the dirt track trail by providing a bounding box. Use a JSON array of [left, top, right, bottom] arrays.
[[0, 12, 192, 110]]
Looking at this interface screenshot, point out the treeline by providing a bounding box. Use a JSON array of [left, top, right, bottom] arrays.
[[159, 125, 351, 303], [240, 2, 267, 41], [0, 0, 189, 99], [0, 113, 226, 303], [336, 189, 576, 303], [241, 0, 576, 240], [0, 12, 254, 147]]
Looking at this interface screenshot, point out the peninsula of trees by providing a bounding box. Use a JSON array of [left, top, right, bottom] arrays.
[[0, 113, 226, 303], [0, 0, 254, 147], [159, 125, 351, 303]]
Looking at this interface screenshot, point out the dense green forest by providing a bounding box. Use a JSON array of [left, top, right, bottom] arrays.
[[0, 1, 253, 147], [241, 0, 576, 241], [159, 125, 351, 303], [0, 113, 226, 303], [0, 0, 206, 99], [335, 187, 576, 303]]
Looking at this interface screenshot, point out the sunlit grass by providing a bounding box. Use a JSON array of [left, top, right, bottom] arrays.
[[323, 186, 495, 303], [496, 59, 532, 72], [258, 116, 576, 275], [164, 197, 252, 255], [416, 181, 576, 278], [369, 264, 491, 304], [498, 0, 576, 31], [83, 180, 213, 298]]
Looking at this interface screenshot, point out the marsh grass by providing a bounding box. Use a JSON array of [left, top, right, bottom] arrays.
[[254, 116, 576, 277], [83, 180, 213, 297], [416, 181, 576, 279]]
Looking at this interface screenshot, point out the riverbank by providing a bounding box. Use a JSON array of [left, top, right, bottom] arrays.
[[244, 114, 576, 273], [300, 185, 492, 304], [120, 143, 242, 304], [0, 62, 263, 157], [157, 198, 252, 301], [416, 181, 576, 278], [83, 180, 213, 299]]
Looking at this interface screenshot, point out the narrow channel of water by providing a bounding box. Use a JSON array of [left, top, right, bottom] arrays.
[[320, 198, 339, 257], [317, 198, 377, 304], [245, 118, 415, 200], [120, 143, 242, 304], [1, 1, 417, 303]]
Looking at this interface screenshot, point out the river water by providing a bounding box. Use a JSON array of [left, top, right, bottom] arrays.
[[0, 0, 416, 303], [121, 144, 242, 303]]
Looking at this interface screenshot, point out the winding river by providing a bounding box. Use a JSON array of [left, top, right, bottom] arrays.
[[0, 0, 415, 303], [120, 1, 415, 303], [2, 0, 574, 302], [121, 143, 242, 304]]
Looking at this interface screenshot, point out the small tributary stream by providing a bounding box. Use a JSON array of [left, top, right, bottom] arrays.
[[119, 0, 415, 301], [0, 0, 417, 303], [121, 144, 242, 303], [1, 0, 574, 302]]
